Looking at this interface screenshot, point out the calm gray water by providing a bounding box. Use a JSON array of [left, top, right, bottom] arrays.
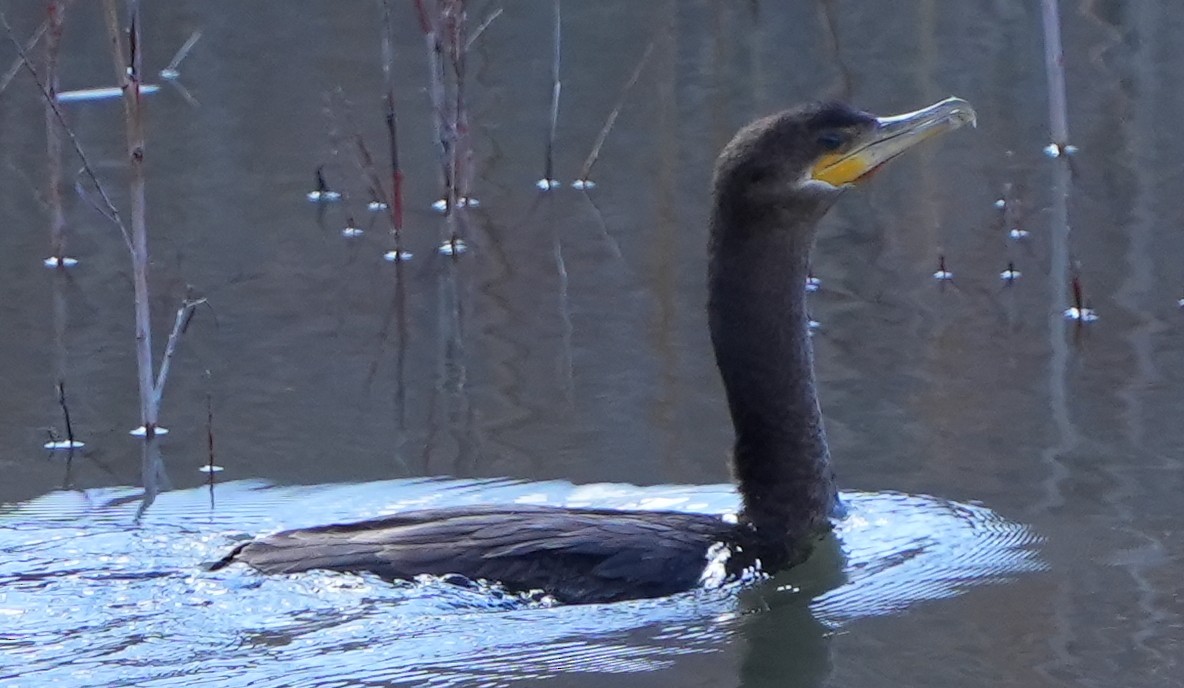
[[1, 1, 1182, 686]]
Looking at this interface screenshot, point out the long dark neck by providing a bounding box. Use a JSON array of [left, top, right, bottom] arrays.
[[708, 194, 837, 562]]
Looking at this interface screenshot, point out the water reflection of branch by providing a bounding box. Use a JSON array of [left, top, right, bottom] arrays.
[[365, 261, 411, 474], [424, 254, 486, 474], [577, 190, 623, 259], [1100, 0, 1171, 662], [392, 266, 411, 474], [135, 434, 171, 522], [1030, 165, 1083, 688], [549, 200, 575, 403], [816, 0, 853, 101], [1038, 159, 1075, 515], [205, 373, 217, 511]]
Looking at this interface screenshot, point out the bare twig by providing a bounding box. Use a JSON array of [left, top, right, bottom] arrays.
[[56, 381, 77, 449], [0, 9, 132, 251], [103, 0, 157, 433], [352, 131, 388, 206], [0, 3, 60, 95], [444, 0, 469, 248], [72, 169, 119, 226], [410, 0, 473, 252], [449, 0, 470, 198], [381, 0, 405, 250], [45, 0, 66, 261], [465, 6, 501, 50], [328, 89, 388, 205], [412, 0, 451, 196], [161, 29, 201, 77], [205, 373, 217, 508], [151, 298, 205, 415], [575, 40, 654, 184]]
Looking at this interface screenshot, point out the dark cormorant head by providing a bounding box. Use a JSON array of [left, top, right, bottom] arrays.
[[712, 97, 976, 232]]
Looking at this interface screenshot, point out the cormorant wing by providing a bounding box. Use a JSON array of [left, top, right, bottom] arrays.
[[216, 504, 735, 603]]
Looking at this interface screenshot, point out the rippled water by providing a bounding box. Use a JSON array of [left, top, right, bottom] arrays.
[[1, 480, 1039, 687]]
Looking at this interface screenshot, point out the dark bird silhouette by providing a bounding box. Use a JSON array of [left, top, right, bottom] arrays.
[[212, 98, 976, 604]]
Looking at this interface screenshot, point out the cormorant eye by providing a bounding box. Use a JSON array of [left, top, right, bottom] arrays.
[[818, 132, 845, 151]]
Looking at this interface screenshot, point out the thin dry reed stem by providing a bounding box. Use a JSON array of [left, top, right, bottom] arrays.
[[413, 0, 451, 197], [576, 40, 654, 184], [1041, 0, 1070, 149], [465, 7, 501, 50], [443, 0, 469, 249], [380, 0, 405, 250], [162, 29, 201, 75], [543, 0, 561, 185], [56, 381, 77, 448], [0, 5, 55, 95], [447, 0, 471, 202], [414, 0, 472, 250]]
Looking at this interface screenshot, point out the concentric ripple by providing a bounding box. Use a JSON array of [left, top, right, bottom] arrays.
[[0, 479, 1042, 687]]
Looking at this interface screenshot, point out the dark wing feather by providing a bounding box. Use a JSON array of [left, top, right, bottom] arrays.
[[215, 505, 738, 603]]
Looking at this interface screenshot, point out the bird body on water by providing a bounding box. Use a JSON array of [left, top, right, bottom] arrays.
[[213, 98, 976, 604]]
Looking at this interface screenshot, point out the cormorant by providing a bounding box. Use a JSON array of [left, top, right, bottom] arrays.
[[212, 98, 976, 604]]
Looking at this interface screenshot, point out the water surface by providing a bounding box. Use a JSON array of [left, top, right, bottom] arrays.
[[2, 1, 1184, 686]]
